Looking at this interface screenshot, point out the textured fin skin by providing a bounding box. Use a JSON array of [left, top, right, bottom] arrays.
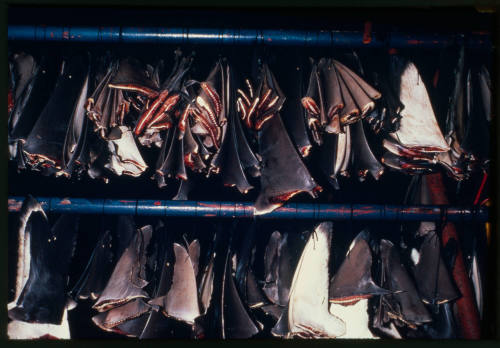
[[329, 230, 390, 301], [161, 243, 200, 324], [255, 114, 319, 215], [93, 225, 153, 312], [70, 229, 114, 301], [288, 222, 346, 338], [379, 239, 432, 326], [222, 250, 259, 339], [411, 231, 460, 305], [24, 54, 90, 170], [9, 210, 79, 325]]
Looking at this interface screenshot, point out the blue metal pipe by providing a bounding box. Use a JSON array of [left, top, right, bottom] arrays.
[[7, 25, 491, 49], [7, 196, 489, 222]]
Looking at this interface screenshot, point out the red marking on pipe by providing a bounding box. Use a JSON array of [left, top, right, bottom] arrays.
[[473, 172, 488, 205], [119, 200, 135, 203], [62, 31, 69, 39], [50, 32, 54, 38], [432, 40, 439, 44], [198, 202, 219, 208], [323, 208, 344, 213], [267, 38, 272, 42], [407, 39, 424, 45], [433, 69, 440, 88], [388, 48, 398, 55], [426, 173, 481, 339], [352, 209, 377, 215], [362, 21, 372, 44], [154, 201, 161, 206], [277, 207, 296, 213], [60, 199, 71, 205]]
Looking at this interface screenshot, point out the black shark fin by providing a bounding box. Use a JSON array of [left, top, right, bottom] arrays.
[[255, 113, 321, 215], [140, 225, 175, 339], [301, 59, 325, 144], [93, 225, 153, 312], [350, 120, 384, 181], [270, 306, 289, 337], [212, 109, 253, 194], [329, 230, 390, 304], [70, 229, 114, 301], [281, 59, 313, 156], [24, 54, 90, 171], [321, 59, 343, 133], [410, 231, 460, 306], [379, 239, 432, 327], [277, 231, 308, 307], [9, 55, 59, 145], [333, 60, 376, 119], [158, 127, 187, 181], [319, 132, 339, 180], [246, 268, 268, 309], [233, 96, 261, 177], [222, 250, 259, 339], [9, 211, 79, 325], [154, 127, 174, 188], [262, 231, 281, 304], [109, 57, 159, 97], [62, 59, 91, 177]]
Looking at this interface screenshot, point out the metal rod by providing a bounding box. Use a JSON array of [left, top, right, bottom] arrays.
[[7, 196, 489, 221], [8, 25, 491, 49]]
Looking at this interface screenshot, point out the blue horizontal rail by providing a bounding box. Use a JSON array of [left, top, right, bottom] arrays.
[[7, 25, 491, 49], [7, 196, 489, 222]]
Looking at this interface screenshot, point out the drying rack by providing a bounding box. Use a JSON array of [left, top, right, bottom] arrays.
[[7, 24, 491, 221], [7, 25, 491, 48], [6, 197, 489, 221]]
